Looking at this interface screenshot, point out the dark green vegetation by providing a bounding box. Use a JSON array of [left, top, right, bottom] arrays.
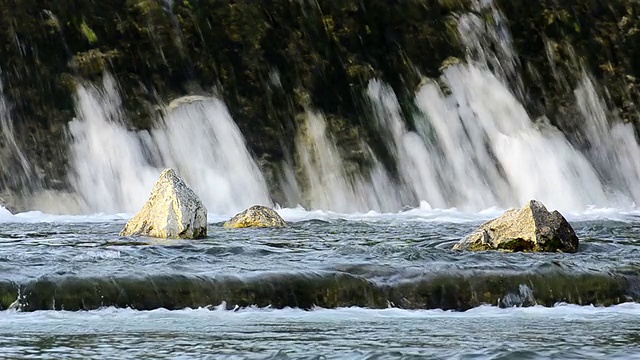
[[0, 271, 635, 311], [1, 0, 639, 193]]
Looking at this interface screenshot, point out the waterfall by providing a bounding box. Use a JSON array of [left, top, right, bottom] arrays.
[[20, 1, 640, 215], [457, 0, 520, 87], [367, 69, 612, 212], [0, 72, 32, 191], [280, 0, 636, 213], [68, 74, 271, 215], [361, 0, 640, 212], [367, 81, 447, 209], [289, 111, 403, 213], [411, 65, 608, 212], [575, 77, 640, 204]]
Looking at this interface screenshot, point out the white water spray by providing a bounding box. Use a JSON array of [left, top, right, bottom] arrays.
[[368, 70, 612, 212], [65, 0, 640, 215], [414, 65, 608, 212], [362, 0, 640, 212], [291, 111, 402, 213], [575, 76, 640, 204], [367, 81, 446, 209], [0, 73, 32, 188], [68, 74, 271, 215]]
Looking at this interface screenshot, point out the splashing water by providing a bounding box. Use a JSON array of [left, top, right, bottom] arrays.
[[575, 76, 640, 204], [0, 71, 32, 191], [367, 80, 447, 209], [68, 74, 271, 215], [414, 65, 609, 212], [54, 1, 640, 215], [290, 111, 402, 213], [360, 0, 640, 213], [153, 96, 271, 214]]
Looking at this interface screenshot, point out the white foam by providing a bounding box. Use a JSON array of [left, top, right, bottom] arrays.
[[0, 206, 12, 218], [286, 111, 404, 213], [0, 210, 129, 224], [0, 204, 638, 224], [61, 69, 640, 218], [273, 204, 502, 223], [3, 303, 640, 324], [68, 75, 271, 215]]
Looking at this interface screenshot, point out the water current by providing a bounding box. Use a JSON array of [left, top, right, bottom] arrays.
[[0, 209, 638, 359]]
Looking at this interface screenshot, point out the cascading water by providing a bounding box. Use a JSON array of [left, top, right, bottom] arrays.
[[456, 0, 520, 89], [290, 111, 402, 213], [359, 0, 640, 213], [575, 76, 640, 204], [0, 72, 32, 191], [153, 96, 271, 214], [368, 71, 610, 212], [68, 74, 271, 215], [367, 81, 447, 209], [411, 66, 608, 212], [60, 1, 640, 214], [68, 75, 160, 214]]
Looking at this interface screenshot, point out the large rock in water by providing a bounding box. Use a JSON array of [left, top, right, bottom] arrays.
[[453, 200, 579, 253], [223, 205, 287, 229], [120, 168, 207, 239]]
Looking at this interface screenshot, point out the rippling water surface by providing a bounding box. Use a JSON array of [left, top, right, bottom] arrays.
[[0, 208, 639, 359]]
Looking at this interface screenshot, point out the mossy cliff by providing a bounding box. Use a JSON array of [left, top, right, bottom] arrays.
[[496, 0, 640, 139], [0, 0, 638, 194]]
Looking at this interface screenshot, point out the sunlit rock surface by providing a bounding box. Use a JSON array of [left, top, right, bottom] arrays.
[[454, 200, 579, 253], [120, 168, 207, 239], [223, 205, 286, 229]]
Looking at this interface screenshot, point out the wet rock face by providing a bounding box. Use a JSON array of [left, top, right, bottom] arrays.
[[224, 205, 287, 229], [6, 271, 632, 312], [120, 168, 207, 239], [453, 200, 579, 253], [0, 195, 13, 214]]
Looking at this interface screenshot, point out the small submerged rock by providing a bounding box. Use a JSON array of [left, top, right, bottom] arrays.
[[224, 205, 287, 229], [120, 168, 207, 239], [453, 200, 579, 253]]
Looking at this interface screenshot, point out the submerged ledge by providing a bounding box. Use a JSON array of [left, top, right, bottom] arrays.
[[0, 271, 636, 312]]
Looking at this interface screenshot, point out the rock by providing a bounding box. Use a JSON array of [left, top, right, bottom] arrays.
[[0, 193, 18, 214], [0, 204, 11, 216], [223, 205, 287, 229], [453, 200, 579, 253], [120, 168, 207, 239]]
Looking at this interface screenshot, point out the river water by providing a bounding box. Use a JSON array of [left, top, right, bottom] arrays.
[[0, 207, 639, 359]]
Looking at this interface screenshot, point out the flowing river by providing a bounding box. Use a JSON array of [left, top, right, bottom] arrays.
[[0, 207, 639, 359]]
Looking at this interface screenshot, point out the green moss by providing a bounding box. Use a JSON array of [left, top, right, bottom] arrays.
[[71, 49, 121, 77], [465, 241, 493, 251], [0, 291, 17, 310], [496, 238, 535, 252], [79, 19, 98, 44]]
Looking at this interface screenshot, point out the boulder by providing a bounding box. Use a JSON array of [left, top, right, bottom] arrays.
[[223, 205, 287, 229], [453, 200, 579, 253], [120, 168, 207, 239]]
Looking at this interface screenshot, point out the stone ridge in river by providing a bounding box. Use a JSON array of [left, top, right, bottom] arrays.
[[453, 200, 579, 253], [120, 168, 207, 239], [224, 205, 287, 229]]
